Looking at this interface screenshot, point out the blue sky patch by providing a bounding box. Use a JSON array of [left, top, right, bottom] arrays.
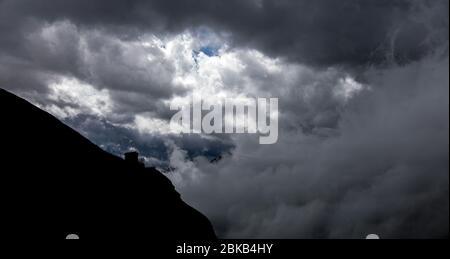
[[194, 46, 220, 57]]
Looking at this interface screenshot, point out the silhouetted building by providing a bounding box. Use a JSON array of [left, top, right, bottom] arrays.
[[125, 151, 139, 163], [124, 151, 145, 167]]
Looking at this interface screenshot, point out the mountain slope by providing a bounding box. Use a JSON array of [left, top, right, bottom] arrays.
[[0, 88, 216, 240]]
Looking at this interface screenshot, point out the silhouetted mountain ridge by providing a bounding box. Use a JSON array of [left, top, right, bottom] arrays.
[[0, 88, 216, 240]]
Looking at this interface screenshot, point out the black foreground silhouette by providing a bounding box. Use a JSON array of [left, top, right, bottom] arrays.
[[0, 88, 216, 240]]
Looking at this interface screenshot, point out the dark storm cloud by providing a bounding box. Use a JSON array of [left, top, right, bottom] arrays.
[[1, 0, 448, 67], [174, 56, 449, 238], [0, 0, 447, 111]]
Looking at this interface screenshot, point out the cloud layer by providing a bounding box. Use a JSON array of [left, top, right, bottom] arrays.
[[169, 56, 449, 238]]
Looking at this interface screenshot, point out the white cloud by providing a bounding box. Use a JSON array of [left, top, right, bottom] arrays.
[[334, 76, 365, 102], [45, 77, 113, 118], [26, 22, 366, 139]]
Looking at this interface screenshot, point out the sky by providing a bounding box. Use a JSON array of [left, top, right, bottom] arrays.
[[0, 0, 448, 238]]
